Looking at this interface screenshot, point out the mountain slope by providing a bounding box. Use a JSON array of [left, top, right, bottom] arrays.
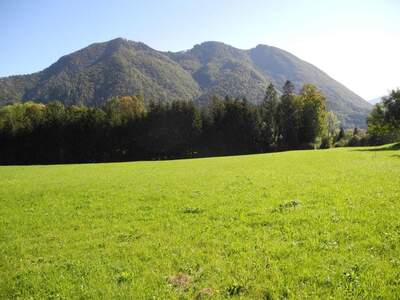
[[248, 44, 371, 126], [0, 38, 371, 127], [167, 42, 269, 105], [0, 38, 200, 106]]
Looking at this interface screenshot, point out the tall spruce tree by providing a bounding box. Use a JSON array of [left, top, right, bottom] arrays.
[[278, 81, 302, 149], [261, 83, 280, 150]]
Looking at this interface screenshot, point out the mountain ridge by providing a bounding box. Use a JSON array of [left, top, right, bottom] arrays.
[[0, 38, 371, 127]]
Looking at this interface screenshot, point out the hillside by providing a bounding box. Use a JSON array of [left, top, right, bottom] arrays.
[[0, 39, 200, 107], [0, 38, 371, 127], [1, 145, 399, 298]]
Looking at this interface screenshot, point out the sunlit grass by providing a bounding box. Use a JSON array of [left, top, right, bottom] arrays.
[[1, 145, 399, 299]]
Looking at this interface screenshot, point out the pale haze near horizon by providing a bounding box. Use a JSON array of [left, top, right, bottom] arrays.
[[0, 0, 399, 100]]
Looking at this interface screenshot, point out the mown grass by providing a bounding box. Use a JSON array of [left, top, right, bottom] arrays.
[[1, 145, 400, 299]]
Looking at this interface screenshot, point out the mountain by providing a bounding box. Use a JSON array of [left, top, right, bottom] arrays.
[[0, 38, 371, 127], [369, 97, 383, 105], [0, 39, 200, 107]]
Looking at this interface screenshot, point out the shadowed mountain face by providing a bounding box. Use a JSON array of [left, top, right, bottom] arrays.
[[0, 38, 371, 127]]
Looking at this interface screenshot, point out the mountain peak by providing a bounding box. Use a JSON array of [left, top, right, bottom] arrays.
[[190, 41, 236, 53], [109, 37, 127, 43], [104, 38, 151, 51], [255, 44, 270, 49], [195, 41, 230, 48]]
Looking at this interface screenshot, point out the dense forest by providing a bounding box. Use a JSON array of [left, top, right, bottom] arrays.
[[0, 82, 399, 165]]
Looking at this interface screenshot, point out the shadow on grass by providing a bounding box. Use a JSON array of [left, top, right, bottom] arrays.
[[354, 143, 400, 152]]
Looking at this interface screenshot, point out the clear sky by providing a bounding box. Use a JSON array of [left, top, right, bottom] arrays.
[[1, 0, 399, 100]]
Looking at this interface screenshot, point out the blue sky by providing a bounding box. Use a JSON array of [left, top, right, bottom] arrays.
[[1, 0, 399, 99]]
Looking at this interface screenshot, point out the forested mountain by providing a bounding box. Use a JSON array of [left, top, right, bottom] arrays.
[[0, 39, 200, 107], [0, 38, 371, 127]]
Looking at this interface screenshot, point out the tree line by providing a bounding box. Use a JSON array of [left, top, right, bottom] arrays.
[[366, 89, 400, 144], [1, 81, 391, 165], [337, 89, 400, 147]]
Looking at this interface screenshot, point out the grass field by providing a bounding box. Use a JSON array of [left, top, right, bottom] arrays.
[[1, 145, 400, 299]]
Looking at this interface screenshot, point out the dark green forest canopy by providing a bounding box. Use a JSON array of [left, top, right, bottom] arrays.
[[0, 38, 371, 128], [0, 84, 332, 164]]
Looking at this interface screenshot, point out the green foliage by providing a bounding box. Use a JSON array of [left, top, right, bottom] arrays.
[[144, 100, 202, 158], [299, 84, 327, 144], [326, 112, 340, 145], [0, 101, 46, 134], [105, 95, 146, 125], [278, 81, 326, 149], [1, 146, 400, 298], [320, 136, 332, 149], [260, 83, 280, 149], [277, 81, 303, 149], [367, 89, 400, 145], [337, 127, 345, 142], [199, 96, 263, 156], [383, 89, 400, 129]]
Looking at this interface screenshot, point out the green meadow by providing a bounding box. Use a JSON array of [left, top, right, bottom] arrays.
[[1, 145, 399, 299]]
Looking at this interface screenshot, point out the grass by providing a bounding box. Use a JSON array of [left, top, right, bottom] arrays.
[[0, 145, 400, 299]]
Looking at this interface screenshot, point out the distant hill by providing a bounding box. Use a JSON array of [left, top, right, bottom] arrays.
[[0, 38, 371, 127], [369, 97, 383, 105]]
